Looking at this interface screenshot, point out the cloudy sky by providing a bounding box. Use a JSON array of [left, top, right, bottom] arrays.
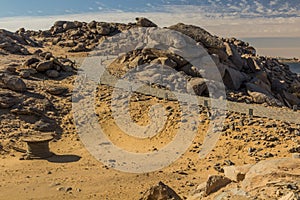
[[0, 0, 299, 57]]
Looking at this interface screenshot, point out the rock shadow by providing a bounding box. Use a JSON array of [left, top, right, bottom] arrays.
[[46, 154, 81, 163]]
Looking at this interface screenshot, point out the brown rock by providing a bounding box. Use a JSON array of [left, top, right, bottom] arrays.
[[223, 67, 249, 90], [223, 164, 253, 182], [136, 17, 157, 27], [4, 76, 27, 92], [46, 70, 60, 78], [242, 158, 300, 192], [204, 175, 231, 196], [36, 61, 54, 72], [141, 181, 182, 200]]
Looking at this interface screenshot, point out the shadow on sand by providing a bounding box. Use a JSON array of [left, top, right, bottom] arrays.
[[46, 154, 81, 163]]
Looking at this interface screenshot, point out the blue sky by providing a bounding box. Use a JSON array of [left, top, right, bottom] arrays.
[[1, 0, 299, 18]]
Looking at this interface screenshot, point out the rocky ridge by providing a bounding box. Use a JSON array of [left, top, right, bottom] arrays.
[[0, 17, 299, 200]]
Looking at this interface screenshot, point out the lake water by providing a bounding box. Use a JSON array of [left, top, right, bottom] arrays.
[[286, 62, 300, 74], [241, 37, 300, 59]]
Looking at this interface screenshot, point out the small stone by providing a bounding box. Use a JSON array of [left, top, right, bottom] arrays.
[[65, 187, 72, 192]]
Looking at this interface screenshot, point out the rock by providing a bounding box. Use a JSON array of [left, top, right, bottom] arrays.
[[87, 20, 97, 29], [4, 76, 27, 92], [140, 181, 182, 200], [168, 23, 224, 49], [136, 17, 157, 27], [46, 86, 68, 95], [279, 192, 298, 200], [33, 120, 57, 132], [246, 82, 283, 106], [224, 42, 244, 70], [250, 77, 272, 94], [22, 57, 40, 67], [63, 21, 77, 31], [282, 90, 300, 106], [69, 43, 89, 52], [0, 92, 19, 109], [46, 70, 60, 78], [246, 57, 261, 72], [223, 67, 249, 90], [54, 21, 68, 27], [204, 175, 232, 196], [223, 164, 253, 182], [242, 158, 300, 192], [187, 78, 208, 96], [96, 23, 111, 35], [19, 70, 31, 79], [151, 57, 177, 68], [36, 61, 53, 72], [292, 153, 300, 159]]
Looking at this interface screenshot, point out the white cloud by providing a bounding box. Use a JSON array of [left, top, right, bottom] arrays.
[[0, 6, 299, 38]]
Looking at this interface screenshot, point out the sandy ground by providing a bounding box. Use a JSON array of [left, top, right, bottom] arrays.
[[0, 45, 299, 199]]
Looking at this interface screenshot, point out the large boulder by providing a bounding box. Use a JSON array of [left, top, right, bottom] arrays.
[[187, 78, 208, 96], [140, 181, 182, 200], [223, 67, 249, 90], [224, 42, 245, 70], [168, 23, 224, 49], [242, 158, 300, 192], [246, 82, 282, 106]]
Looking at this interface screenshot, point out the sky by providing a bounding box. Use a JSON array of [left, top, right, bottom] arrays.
[[0, 0, 299, 57]]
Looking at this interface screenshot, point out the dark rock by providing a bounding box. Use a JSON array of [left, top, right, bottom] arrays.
[[136, 17, 157, 27], [223, 67, 249, 90], [22, 57, 40, 67], [0, 92, 19, 108], [168, 23, 224, 49], [204, 175, 231, 196], [46, 70, 60, 78], [3, 76, 27, 92], [36, 61, 53, 72]]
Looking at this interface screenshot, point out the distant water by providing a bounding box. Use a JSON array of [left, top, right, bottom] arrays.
[[286, 62, 300, 74], [241, 37, 300, 59]]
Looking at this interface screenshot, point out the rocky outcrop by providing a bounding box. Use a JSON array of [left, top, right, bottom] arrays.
[[140, 181, 182, 200], [11, 18, 300, 108], [0, 29, 40, 55]]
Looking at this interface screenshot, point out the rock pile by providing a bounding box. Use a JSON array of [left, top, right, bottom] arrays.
[[22, 17, 299, 108], [168, 23, 300, 108], [0, 29, 40, 55], [16, 51, 76, 79], [104, 20, 299, 108], [188, 158, 300, 199], [29, 18, 157, 53]]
